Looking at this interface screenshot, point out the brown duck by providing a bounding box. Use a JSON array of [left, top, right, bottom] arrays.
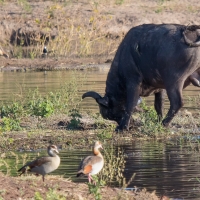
[[77, 141, 104, 183], [18, 145, 60, 182]]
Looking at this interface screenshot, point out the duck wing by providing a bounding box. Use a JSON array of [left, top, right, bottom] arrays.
[[18, 156, 52, 174], [77, 155, 102, 175]]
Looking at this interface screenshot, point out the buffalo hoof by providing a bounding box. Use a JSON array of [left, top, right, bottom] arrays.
[[115, 125, 129, 132], [115, 127, 123, 132], [162, 119, 170, 127]]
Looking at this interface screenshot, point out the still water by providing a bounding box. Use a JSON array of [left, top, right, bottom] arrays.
[[0, 69, 200, 199], [0, 68, 199, 110], [3, 141, 200, 199]]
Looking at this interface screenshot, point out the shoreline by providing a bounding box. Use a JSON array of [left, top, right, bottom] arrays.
[[0, 57, 112, 72]]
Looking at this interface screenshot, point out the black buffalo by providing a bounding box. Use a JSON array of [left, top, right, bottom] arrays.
[[82, 24, 200, 131]]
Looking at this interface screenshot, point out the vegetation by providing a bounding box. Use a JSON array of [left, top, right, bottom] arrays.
[[0, 0, 199, 199], [138, 100, 167, 136], [0, 74, 83, 132], [0, 142, 135, 200], [0, 73, 199, 138], [3, 0, 198, 60], [34, 189, 66, 200], [0, 0, 126, 59]]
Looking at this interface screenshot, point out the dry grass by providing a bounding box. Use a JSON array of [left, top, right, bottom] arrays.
[[0, 0, 200, 61]]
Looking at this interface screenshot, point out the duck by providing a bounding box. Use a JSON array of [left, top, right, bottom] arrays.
[[18, 145, 60, 182], [77, 141, 104, 184]]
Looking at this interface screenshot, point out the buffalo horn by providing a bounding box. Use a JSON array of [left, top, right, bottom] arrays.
[[82, 91, 102, 100]]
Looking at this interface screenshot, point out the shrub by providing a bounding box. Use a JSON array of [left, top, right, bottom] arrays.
[[139, 100, 166, 135]]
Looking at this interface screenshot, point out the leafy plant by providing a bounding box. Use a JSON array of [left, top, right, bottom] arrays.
[[34, 188, 67, 200], [0, 117, 22, 132], [0, 73, 84, 133], [97, 129, 113, 140], [28, 98, 54, 117], [0, 102, 24, 119], [34, 192, 43, 200], [46, 188, 66, 200], [99, 145, 126, 186], [68, 108, 82, 129], [87, 176, 105, 200], [139, 100, 166, 135]]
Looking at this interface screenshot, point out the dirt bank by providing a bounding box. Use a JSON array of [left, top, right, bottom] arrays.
[[0, 0, 200, 71], [0, 173, 161, 200]]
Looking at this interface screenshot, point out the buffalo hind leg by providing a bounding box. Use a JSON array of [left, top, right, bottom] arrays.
[[154, 90, 165, 122], [162, 87, 183, 127], [116, 82, 141, 131]]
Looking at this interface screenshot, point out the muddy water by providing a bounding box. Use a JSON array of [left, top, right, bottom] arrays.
[[2, 140, 200, 199], [0, 68, 199, 111], [122, 141, 200, 199], [0, 68, 200, 199]]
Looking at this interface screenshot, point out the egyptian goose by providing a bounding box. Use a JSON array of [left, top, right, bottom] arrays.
[[77, 141, 104, 184], [18, 145, 60, 182]]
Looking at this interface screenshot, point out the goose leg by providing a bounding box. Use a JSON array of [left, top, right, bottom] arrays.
[[88, 174, 93, 183], [88, 174, 97, 185]]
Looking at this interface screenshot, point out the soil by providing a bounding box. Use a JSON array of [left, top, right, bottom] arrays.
[[0, 0, 200, 199], [0, 0, 200, 71], [0, 173, 162, 200]]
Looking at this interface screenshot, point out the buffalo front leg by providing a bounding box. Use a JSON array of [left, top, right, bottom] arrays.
[[162, 87, 183, 127], [154, 90, 165, 122], [116, 83, 141, 131]]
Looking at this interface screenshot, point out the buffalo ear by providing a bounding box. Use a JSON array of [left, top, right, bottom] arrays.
[[97, 96, 109, 107]]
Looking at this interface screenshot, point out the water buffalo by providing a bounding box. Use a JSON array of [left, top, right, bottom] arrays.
[[82, 24, 200, 131]]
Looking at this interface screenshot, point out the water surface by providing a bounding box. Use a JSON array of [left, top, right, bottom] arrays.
[[2, 141, 200, 199], [0, 69, 199, 111], [0, 68, 200, 199]]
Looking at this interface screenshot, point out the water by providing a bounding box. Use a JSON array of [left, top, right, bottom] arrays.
[[2, 141, 200, 199], [122, 141, 200, 199], [0, 69, 199, 111], [0, 68, 200, 199]]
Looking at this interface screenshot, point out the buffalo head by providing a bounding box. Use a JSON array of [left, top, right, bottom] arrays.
[[82, 91, 142, 125]]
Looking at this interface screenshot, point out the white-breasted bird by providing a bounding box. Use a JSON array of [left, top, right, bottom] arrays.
[[77, 141, 104, 184]]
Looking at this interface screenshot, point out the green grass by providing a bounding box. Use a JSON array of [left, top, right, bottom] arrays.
[[0, 74, 83, 132], [136, 100, 168, 136]]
